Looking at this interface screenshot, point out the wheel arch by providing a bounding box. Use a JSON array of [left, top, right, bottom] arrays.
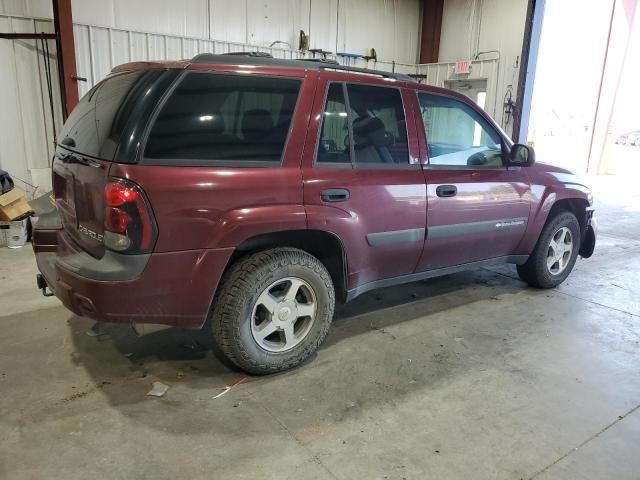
[[517, 186, 592, 255], [547, 197, 590, 238], [224, 229, 349, 302]]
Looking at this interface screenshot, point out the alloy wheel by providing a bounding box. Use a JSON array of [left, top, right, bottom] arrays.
[[250, 277, 317, 353], [546, 226, 573, 275]]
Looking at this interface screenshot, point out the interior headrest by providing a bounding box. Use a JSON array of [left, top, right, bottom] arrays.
[[242, 109, 274, 141], [353, 116, 384, 136]]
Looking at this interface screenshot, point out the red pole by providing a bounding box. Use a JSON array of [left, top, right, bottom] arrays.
[[585, 0, 616, 173], [52, 0, 79, 118], [419, 0, 444, 63], [586, 0, 638, 173]]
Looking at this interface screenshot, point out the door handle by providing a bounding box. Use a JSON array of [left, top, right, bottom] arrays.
[[321, 188, 350, 203], [436, 185, 457, 198]]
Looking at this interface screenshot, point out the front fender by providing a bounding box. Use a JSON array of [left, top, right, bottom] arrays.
[[516, 183, 592, 254]]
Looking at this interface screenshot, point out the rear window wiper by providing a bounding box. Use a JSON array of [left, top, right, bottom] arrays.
[[60, 136, 76, 148], [56, 151, 100, 168]]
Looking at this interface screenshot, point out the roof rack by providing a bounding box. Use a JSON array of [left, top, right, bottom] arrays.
[[302, 58, 340, 65], [188, 52, 415, 82], [221, 51, 274, 58], [191, 52, 274, 63]]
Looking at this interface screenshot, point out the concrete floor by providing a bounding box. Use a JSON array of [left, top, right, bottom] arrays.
[[1, 174, 639, 480]]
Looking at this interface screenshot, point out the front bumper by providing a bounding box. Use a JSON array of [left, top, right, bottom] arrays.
[[32, 212, 233, 328], [579, 207, 597, 258]]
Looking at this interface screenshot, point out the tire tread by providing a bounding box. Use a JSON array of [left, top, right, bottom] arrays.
[[210, 248, 334, 374], [517, 211, 580, 289]]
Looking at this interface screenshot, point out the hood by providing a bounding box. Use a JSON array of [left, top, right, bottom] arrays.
[[528, 161, 592, 190]]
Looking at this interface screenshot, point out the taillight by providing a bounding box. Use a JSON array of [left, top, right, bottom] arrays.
[[103, 178, 157, 254]]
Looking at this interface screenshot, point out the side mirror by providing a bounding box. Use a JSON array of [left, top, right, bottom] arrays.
[[507, 143, 535, 167]]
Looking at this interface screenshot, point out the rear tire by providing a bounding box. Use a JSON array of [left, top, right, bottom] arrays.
[[210, 248, 334, 375], [517, 211, 581, 288]]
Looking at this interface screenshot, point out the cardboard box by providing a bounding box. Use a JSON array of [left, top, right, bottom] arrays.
[[0, 219, 28, 248], [0, 188, 32, 221]]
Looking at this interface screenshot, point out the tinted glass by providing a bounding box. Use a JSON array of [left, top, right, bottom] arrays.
[[418, 93, 503, 167], [347, 84, 409, 165], [316, 83, 350, 164], [59, 70, 176, 162], [144, 72, 301, 163]]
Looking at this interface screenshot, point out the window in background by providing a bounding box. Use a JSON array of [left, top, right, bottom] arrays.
[[473, 91, 487, 146]]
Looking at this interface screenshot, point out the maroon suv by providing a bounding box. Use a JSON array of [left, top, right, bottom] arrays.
[[33, 53, 597, 374]]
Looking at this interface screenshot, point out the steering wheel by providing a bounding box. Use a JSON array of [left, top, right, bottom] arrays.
[[467, 149, 502, 167], [467, 151, 488, 166]]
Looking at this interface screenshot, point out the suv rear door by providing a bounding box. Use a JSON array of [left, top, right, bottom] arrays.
[[302, 74, 426, 291], [53, 69, 178, 257], [413, 91, 531, 271]]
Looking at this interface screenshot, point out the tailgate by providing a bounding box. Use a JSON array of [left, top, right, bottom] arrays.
[[52, 68, 180, 257], [53, 150, 111, 258]]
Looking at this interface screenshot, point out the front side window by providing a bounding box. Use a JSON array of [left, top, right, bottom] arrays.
[[144, 72, 301, 164], [316, 83, 409, 166], [418, 93, 503, 167]]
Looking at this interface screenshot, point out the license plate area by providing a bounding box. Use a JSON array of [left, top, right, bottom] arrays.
[[53, 169, 77, 228]]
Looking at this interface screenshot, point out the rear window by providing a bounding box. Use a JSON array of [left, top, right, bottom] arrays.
[[59, 69, 178, 162], [143, 72, 302, 165]]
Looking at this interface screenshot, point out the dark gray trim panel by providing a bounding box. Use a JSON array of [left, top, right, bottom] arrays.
[[57, 250, 150, 281], [427, 217, 528, 239], [346, 255, 529, 301], [366, 228, 426, 247], [33, 208, 62, 229], [140, 159, 279, 168]]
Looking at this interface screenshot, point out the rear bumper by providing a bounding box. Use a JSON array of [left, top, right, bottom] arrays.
[[33, 213, 234, 328]]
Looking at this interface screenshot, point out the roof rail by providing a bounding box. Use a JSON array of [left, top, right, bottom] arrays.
[[221, 51, 274, 58], [303, 58, 340, 65], [187, 52, 415, 82], [191, 52, 273, 63]]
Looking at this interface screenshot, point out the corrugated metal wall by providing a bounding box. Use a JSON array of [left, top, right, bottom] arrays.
[[438, 0, 528, 134], [0, 14, 63, 196], [0, 1, 499, 190], [1, 0, 422, 64]]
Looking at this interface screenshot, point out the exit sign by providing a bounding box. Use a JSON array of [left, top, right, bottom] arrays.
[[454, 61, 471, 74]]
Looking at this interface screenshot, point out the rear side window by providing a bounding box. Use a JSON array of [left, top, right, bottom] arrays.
[[316, 82, 409, 166], [59, 70, 178, 162], [317, 83, 350, 164], [144, 72, 302, 165], [347, 84, 409, 165]]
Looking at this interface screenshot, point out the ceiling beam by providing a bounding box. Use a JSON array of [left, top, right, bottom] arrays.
[[0, 33, 56, 39]]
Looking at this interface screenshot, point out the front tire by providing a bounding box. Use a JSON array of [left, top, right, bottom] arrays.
[[210, 248, 335, 374], [517, 211, 581, 288]]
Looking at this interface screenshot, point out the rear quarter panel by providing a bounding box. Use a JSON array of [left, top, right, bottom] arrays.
[[109, 67, 317, 253], [108, 164, 306, 252]]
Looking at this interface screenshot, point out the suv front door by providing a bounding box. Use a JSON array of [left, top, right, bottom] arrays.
[[414, 91, 531, 271], [302, 75, 426, 291]]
